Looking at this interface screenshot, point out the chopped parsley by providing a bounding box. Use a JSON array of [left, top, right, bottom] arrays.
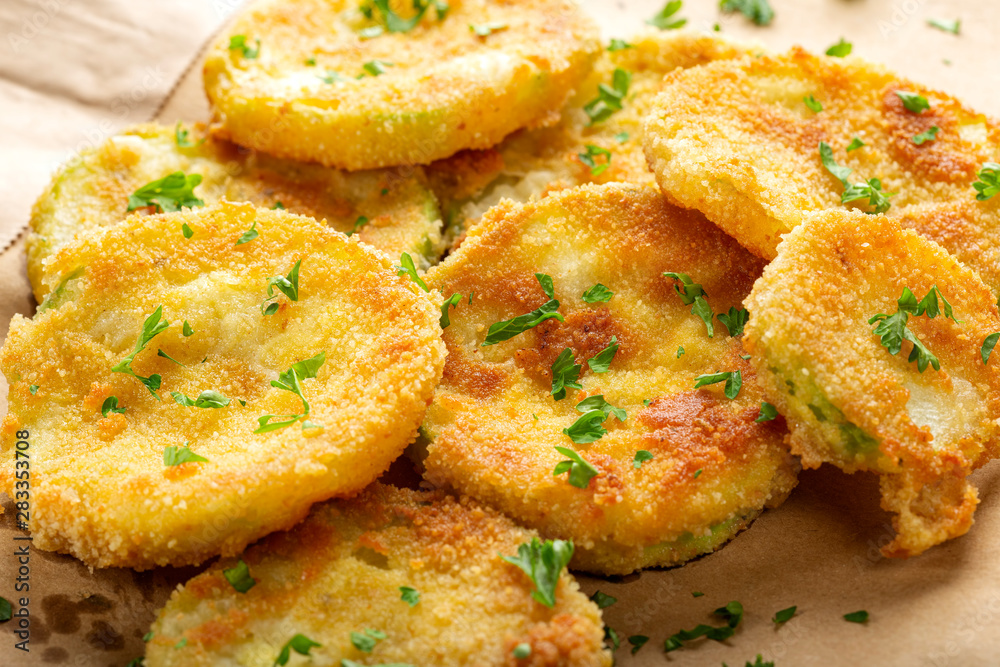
[[562, 410, 608, 444], [819, 141, 893, 214], [482, 274, 563, 345], [500, 537, 574, 608], [261, 259, 302, 315], [346, 216, 368, 237], [615, 131, 629, 143], [576, 394, 626, 422], [928, 18, 960, 35], [228, 35, 259, 59], [111, 305, 169, 398], [513, 643, 532, 659], [236, 221, 258, 245], [628, 635, 650, 654], [550, 348, 582, 401], [677, 346, 685, 358], [174, 122, 197, 147], [982, 333, 1000, 365], [439, 292, 462, 328], [579, 145, 612, 176], [359, 0, 447, 36], [470, 22, 507, 37], [361, 59, 394, 76], [590, 591, 617, 609], [717, 307, 749, 336], [350, 628, 387, 653], [912, 126, 940, 145], [694, 371, 742, 399], [694, 468, 703, 478], [157, 349, 184, 366], [163, 443, 208, 466], [803, 95, 822, 113], [825, 38, 852, 57], [973, 162, 1000, 201], [272, 201, 285, 210], [318, 69, 345, 84], [773, 605, 797, 624], [255, 352, 327, 433], [741, 657, 775, 667], [608, 38, 633, 51], [400, 586, 420, 607], [605, 626, 621, 651], [127, 172, 204, 213], [274, 634, 321, 666], [143, 632, 154, 642], [182, 321, 195, 337], [692, 591, 705, 597], [756, 401, 778, 422], [171, 390, 230, 409], [553, 445, 599, 487], [633, 450, 654, 469], [584, 68, 631, 125], [305, 57, 317, 66], [844, 610, 869, 623], [582, 283, 614, 303], [181, 223, 194, 239], [223, 559, 256, 593], [28, 385, 39, 395], [664, 272, 714, 337], [664, 600, 744, 652], [869, 286, 960, 372], [395, 252, 429, 292], [896, 90, 930, 113], [720, 0, 774, 26], [646, 1, 686, 30], [587, 336, 619, 373], [846, 137, 866, 151]]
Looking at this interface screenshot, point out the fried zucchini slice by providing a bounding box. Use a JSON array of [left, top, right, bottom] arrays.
[[27, 122, 444, 302], [1, 202, 445, 569], [146, 483, 611, 667], [643, 47, 1000, 294], [428, 30, 759, 243], [421, 183, 798, 575], [202, 0, 600, 171], [744, 210, 1000, 557]]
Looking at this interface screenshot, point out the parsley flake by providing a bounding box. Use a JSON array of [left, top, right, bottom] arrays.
[[171, 390, 230, 409], [223, 559, 256, 593], [664, 272, 714, 337], [261, 259, 302, 315], [271, 201, 285, 210], [360, 0, 446, 34], [694, 371, 742, 399], [362, 59, 394, 76], [582, 283, 614, 303], [608, 38, 633, 51], [350, 628, 386, 653], [633, 450, 654, 469], [395, 252, 430, 292], [318, 69, 345, 84], [628, 635, 650, 654], [550, 348, 582, 400], [803, 95, 822, 112], [912, 126, 940, 145], [579, 144, 612, 176], [236, 221, 259, 245], [346, 216, 368, 237], [181, 223, 194, 239], [819, 141, 894, 214], [720, 0, 774, 26], [844, 610, 869, 623], [590, 591, 617, 609], [694, 468, 703, 478], [400, 586, 420, 607], [756, 401, 778, 422], [182, 321, 195, 337], [928, 18, 960, 35], [982, 333, 1000, 365], [111, 305, 169, 399], [500, 537, 574, 608], [561, 410, 608, 445], [470, 22, 507, 37], [163, 443, 208, 466], [973, 163, 1000, 201], [157, 348, 184, 366], [615, 131, 629, 143], [440, 292, 462, 328], [174, 122, 197, 147], [896, 90, 930, 113], [127, 172, 204, 213], [825, 38, 853, 57], [605, 627, 621, 651], [553, 445, 600, 487], [482, 274, 564, 345], [647, 1, 686, 30], [692, 591, 705, 597], [846, 137, 866, 151], [587, 336, 619, 373], [274, 634, 321, 666], [677, 346, 685, 358], [773, 605, 797, 624], [584, 68, 631, 125], [717, 307, 749, 336], [228, 35, 260, 59], [255, 352, 326, 433], [869, 286, 960, 372], [28, 384, 39, 395], [576, 394, 626, 422]]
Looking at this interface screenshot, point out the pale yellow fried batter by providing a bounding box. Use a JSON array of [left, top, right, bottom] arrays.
[[27, 122, 443, 302], [421, 183, 798, 575], [744, 210, 1000, 557], [428, 30, 759, 242], [1, 202, 445, 569], [146, 483, 611, 667], [203, 0, 600, 171], [643, 47, 1000, 294]]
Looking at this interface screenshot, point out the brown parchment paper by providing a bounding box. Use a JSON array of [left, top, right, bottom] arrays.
[[3, 0, 1000, 665]]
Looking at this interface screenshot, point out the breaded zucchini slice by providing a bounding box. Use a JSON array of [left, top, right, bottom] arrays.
[[146, 484, 611, 667], [202, 0, 600, 171], [744, 210, 1000, 557], [643, 47, 1000, 294], [428, 30, 759, 242], [27, 122, 443, 302], [421, 183, 799, 575], [1, 202, 445, 569]]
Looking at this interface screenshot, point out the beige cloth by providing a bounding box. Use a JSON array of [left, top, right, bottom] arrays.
[[3, 0, 1000, 665]]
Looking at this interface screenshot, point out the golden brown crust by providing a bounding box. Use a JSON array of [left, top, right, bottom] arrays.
[[27, 122, 443, 302], [2, 202, 445, 569], [643, 47, 1000, 295], [744, 210, 1000, 557], [422, 183, 798, 574], [203, 0, 600, 170], [146, 484, 611, 667]]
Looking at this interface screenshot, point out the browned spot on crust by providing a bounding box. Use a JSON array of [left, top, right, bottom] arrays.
[[513, 309, 625, 383], [881, 85, 977, 183], [442, 345, 512, 401]]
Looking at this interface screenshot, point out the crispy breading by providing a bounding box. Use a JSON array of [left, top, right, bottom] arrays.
[[203, 0, 600, 171], [1, 202, 445, 569], [743, 210, 1000, 557], [643, 47, 1000, 295], [27, 122, 443, 302], [428, 30, 759, 242], [421, 183, 798, 575], [146, 483, 611, 667]]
